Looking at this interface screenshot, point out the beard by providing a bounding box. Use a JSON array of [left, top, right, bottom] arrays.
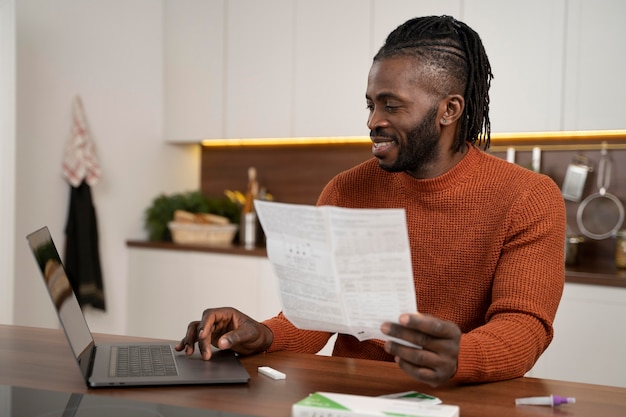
[[374, 105, 440, 175]]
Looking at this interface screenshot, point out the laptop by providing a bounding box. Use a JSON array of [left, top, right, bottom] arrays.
[[26, 226, 250, 387]]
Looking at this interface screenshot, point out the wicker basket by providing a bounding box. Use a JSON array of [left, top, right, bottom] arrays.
[[168, 222, 238, 246]]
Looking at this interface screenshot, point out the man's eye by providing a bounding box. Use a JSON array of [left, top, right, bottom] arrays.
[[385, 105, 398, 112], [366, 104, 374, 111]]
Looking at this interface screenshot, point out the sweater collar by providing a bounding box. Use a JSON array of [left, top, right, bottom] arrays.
[[395, 143, 481, 193]]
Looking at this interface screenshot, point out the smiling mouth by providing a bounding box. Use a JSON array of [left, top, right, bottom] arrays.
[[371, 138, 397, 159], [372, 139, 394, 150]]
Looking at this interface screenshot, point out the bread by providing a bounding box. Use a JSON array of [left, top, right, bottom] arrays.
[[174, 210, 230, 225]]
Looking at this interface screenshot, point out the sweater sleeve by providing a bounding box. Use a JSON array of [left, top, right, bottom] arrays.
[[263, 313, 333, 354], [452, 175, 566, 383]]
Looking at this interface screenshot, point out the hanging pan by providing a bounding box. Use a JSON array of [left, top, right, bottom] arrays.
[[576, 147, 625, 240]]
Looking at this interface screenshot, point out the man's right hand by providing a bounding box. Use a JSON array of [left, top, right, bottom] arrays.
[[174, 307, 274, 360]]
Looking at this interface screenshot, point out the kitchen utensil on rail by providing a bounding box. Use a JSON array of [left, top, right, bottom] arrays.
[[561, 153, 593, 202], [576, 147, 625, 240]]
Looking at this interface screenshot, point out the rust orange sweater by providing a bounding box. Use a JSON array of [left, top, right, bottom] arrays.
[[263, 144, 566, 383]]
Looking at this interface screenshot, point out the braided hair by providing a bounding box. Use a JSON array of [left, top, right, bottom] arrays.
[[374, 16, 493, 151]]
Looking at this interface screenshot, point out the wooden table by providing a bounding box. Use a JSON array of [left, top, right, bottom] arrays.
[[1, 324, 624, 416]]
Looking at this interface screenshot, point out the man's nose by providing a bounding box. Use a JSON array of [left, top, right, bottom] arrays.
[[367, 108, 389, 130]]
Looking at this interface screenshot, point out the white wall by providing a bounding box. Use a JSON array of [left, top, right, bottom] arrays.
[[0, 0, 16, 325], [12, 0, 199, 334]]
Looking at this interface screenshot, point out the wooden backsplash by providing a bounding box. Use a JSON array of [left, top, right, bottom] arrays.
[[201, 143, 626, 265], [201, 143, 373, 204]]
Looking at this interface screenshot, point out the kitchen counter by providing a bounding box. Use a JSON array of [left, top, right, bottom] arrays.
[[565, 262, 626, 287], [126, 240, 626, 288], [127, 239, 268, 257]]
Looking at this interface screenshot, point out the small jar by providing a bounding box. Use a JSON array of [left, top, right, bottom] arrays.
[[616, 230, 626, 269], [565, 235, 584, 266]]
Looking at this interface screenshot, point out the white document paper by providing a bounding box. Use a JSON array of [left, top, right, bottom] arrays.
[[254, 200, 417, 343]]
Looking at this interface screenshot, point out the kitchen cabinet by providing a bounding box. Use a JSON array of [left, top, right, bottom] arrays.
[[127, 247, 282, 341], [561, 0, 626, 130], [127, 246, 336, 355], [163, 1, 625, 141], [464, 0, 626, 132], [291, 0, 371, 138], [464, 0, 566, 133], [223, 0, 373, 139], [163, 0, 225, 142], [223, 0, 294, 139], [527, 282, 626, 388]]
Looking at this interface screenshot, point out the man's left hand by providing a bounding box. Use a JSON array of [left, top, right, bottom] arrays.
[[381, 313, 461, 387]]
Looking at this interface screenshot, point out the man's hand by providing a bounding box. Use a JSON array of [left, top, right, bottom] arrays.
[[174, 307, 274, 360], [381, 313, 461, 387]]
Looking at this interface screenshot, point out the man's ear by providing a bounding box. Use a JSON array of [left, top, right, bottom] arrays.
[[438, 94, 464, 125]]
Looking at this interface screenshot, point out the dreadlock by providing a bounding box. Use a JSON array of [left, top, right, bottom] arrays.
[[374, 16, 493, 151]]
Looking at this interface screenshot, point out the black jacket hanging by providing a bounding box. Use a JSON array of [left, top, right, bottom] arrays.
[[64, 180, 106, 310]]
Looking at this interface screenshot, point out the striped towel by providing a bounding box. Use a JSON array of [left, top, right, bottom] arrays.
[[62, 96, 102, 187]]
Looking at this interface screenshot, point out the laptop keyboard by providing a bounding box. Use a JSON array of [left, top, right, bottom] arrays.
[[109, 345, 178, 377]]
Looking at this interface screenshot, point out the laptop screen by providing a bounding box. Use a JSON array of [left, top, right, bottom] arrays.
[[26, 226, 95, 381]]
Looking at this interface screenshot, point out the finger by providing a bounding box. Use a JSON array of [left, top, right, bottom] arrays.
[[400, 313, 460, 340], [174, 339, 196, 356], [386, 337, 460, 385], [197, 314, 218, 360], [175, 321, 200, 355], [216, 323, 255, 353], [174, 340, 184, 351], [217, 320, 270, 355], [385, 340, 444, 369], [174, 339, 186, 352], [384, 341, 454, 387], [174, 322, 196, 351], [381, 321, 433, 348], [395, 355, 446, 387], [382, 314, 460, 350]]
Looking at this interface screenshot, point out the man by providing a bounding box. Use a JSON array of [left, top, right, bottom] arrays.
[[176, 16, 566, 387]]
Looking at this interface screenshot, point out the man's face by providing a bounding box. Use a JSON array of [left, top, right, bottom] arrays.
[[366, 56, 442, 177]]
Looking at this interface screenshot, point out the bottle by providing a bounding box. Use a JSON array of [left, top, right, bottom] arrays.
[[615, 230, 626, 269], [240, 167, 258, 250]]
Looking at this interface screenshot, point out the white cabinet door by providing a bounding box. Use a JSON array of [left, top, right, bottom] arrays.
[[257, 260, 282, 320], [223, 0, 294, 139], [528, 283, 626, 388], [562, 0, 626, 130], [163, 0, 225, 142], [291, 0, 371, 138], [464, 0, 566, 133], [127, 248, 280, 341]]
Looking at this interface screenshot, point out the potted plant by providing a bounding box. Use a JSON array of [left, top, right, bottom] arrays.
[[144, 191, 239, 242]]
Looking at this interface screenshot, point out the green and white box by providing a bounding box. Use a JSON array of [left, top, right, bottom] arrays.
[[292, 392, 459, 417]]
